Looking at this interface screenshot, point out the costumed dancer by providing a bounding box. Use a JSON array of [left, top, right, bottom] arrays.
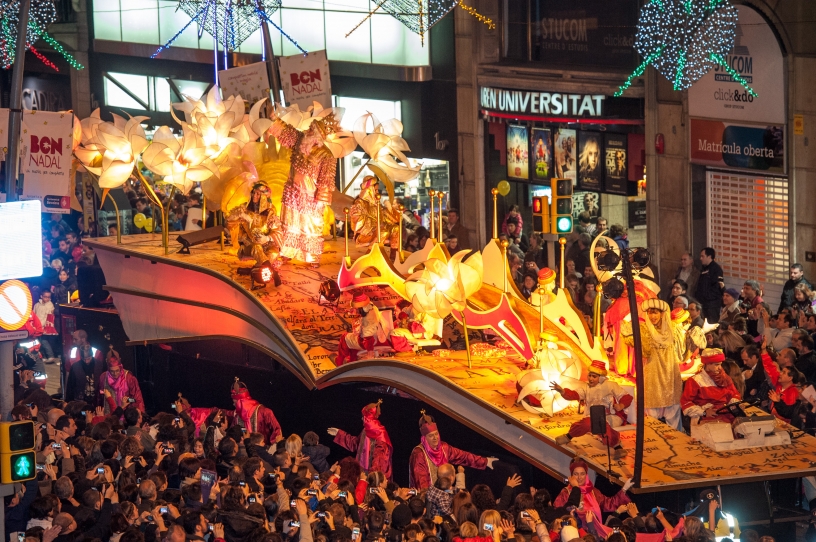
[[604, 280, 658, 377], [681, 348, 741, 424], [409, 411, 497, 489], [349, 175, 401, 249], [335, 294, 411, 365], [269, 104, 344, 265], [621, 299, 684, 430], [553, 458, 633, 522], [328, 400, 393, 480], [530, 268, 557, 307], [551, 360, 631, 459], [99, 349, 145, 413], [671, 307, 707, 374], [225, 178, 283, 283], [229, 378, 283, 444]]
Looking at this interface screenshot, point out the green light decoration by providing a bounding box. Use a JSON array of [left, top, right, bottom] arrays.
[[29, 20, 84, 70], [615, 0, 756, 96], [14, 454, 32, 479]]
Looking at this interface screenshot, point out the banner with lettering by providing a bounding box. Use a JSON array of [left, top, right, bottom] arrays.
[[219, 62, 270, 104], [279, 50, 331, 110], [21, 110, 73, 214], [690, 118, 785, 174]]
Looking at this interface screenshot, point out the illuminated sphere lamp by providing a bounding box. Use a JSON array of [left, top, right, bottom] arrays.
[[629, 247, 651, 270]]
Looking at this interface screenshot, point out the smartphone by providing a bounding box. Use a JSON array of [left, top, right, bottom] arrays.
[[290, 521, 301, 528], [290, 499, 297, 507], [408, 489, 417, 496], [171, 403, 177, 409], [268, 473, 278, 483], [52, 443, 61, 449], [561, 520, 570, 528], [137, 478, 141, 484], [18, 533, 25, 542], [81, 411, 87, 416], [317, 512, 327, 519], [484, 524, 493, 531], [96, 467, 105, 474], [208, 525, 214, 532], [248, 496, 257, 503], [312, 474, 320, 481], [307, 489, 317, 496], [239, 481, 246, 487], [369, 488, 377, 494], [127, 398, 135, 403], [338, 491, 347, 498], [34, 372, 46, 380], [36, 464, 45, 471], [241, 427, 247, 434], [163, 446, 175, 455], [173, 417, 180, 424], [352, 528, 360, 541], [200, 469, 217, 503], [147, 515, 155, 522], [160, 506, 168, 514], [520, 511, 530, 519]]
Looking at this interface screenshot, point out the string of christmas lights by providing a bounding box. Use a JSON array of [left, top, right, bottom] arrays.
[[151, 4, 208, 58], [457, 0, 495, 30], [28, 44, 58, 71], [254, 7, 307, 54], [614, 46, 663, 97], [0, 0, 58, 67], [674, 50, 686, 90], [29, 20, 84, 70], [710, 53, 757, 96]]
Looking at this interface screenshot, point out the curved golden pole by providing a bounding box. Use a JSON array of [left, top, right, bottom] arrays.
[[501, 239, 509, 293]]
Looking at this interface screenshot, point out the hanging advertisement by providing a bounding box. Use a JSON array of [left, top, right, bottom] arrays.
[[554, 128, 577, 185], [530, 128, 553, 182], [279, 50, 332, 110], [688, 6, 785, 125], [690, 118, 785, 173], [506, 125, 529, 180], [577, 131, 602, 191], [604, 133, 628, 195], [0, 108, 8, 161], [218, 62, 270, 104], [20, 110, 73, 214], [572, 191, 600, 221]]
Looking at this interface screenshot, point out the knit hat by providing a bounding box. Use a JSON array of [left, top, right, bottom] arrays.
[[724, 288, 740, 300], [391, 504, 413, 530], [352, 293, 371, 308], [560, 525, 580, 542], [418, 410, 438, 436], [641, 298, 670, 312], [701, 348, 726, 364], [361, 399, 382, 419], [568, 458, 589, 474], [231, 377, 250, 399], [538, 268, 556, 285], [587, 360, 608, 376]]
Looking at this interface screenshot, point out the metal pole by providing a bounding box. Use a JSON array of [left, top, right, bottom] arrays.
[[0, 341, 14, 419], [621, 252, 645, 488], [3, 0, 31, 203], [259, 5, 282, 103]]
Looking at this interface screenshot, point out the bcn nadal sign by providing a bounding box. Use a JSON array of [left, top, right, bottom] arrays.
[[480, 87, 606, 117]]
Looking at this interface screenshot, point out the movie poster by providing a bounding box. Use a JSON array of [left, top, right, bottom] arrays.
[[506, 125, 529, 180], [572, 191, 601, 221], [577, 131, 602, 191], [553, 128, 577, 186], [530, 128, 553, 182], [604, 133, 628, 195]]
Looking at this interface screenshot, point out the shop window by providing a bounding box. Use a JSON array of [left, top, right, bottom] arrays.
[[104, 73, 186, 112], [334, 96, 401, 132], [707, 171, 789, 303]]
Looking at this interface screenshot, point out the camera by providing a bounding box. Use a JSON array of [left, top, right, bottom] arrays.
[[160, 506, 168, 514], [249, 496, 256, 503]]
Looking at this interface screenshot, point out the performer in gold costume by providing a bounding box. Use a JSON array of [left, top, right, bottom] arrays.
[[349, 176, 401, 250], [621, 298, 683, 430], [225, 182, 283, 283]]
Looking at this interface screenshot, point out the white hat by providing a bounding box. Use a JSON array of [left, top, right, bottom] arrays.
[[561, 525, 580, 542]]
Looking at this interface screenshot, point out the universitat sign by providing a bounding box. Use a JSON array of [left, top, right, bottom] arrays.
[[480, 87, 606, 117]]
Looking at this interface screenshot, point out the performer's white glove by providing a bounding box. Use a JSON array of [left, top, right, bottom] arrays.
[[486, 457, 498, 469], [622, 478, 635, 492], [683, 405, 705, 418], [327, 427, 339, 436]]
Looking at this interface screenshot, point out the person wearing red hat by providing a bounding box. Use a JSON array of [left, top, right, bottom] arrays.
[[228, 378, 283, 444], [335, 293, 411, 365], [99, 348, 145, 413], [550, 360, 632, 459], [681, 348, 741, 424], [408, 411, 497, 489], [327, 400, 393, 480], [553, 458, 632, 523]]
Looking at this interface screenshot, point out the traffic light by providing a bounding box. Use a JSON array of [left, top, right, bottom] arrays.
[[1, 420, 36, 483], [531, 196, 549, 233], [550, 178, 574, 234]]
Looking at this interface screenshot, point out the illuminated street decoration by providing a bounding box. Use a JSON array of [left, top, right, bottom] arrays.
[[616, 0, 755, 97], [0, 1, 84, 70]]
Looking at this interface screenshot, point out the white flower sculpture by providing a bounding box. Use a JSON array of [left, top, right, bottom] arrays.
[[141, 125, 217, 194], [78, 111, 149, 189], [405, 250, 483, 319], [517, 342, 584, 416], [353, 112, 420, 182]]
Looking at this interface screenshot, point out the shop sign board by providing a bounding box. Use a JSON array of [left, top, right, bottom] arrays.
[[218, 62, 270, 105], [481, 87, 606, 117], [690, 118, 785, 174], [20, 110, 73, 214], [688, 6, 785, 125]]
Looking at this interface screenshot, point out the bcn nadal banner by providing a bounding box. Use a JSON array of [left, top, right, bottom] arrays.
[[688, 5, 785, 125], [279, 50, 331, 110], [21, 110, 73, 214], [690, 118, 785, 174]]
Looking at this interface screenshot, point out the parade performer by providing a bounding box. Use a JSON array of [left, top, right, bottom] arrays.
[[554, 458, 632, 520], [605, 280, 658, 377], [328, 400, 393, 480], [349, 175, 401, 249], [672, 307, 707, 373], [681, 348, 741, 424], [270, 103, 349, 265], [530, 268, 557, 307], [335, 294, 411, 365], [225, 179, 283, 282], [99, 349, 145, 413], [229, 378, 283, 444], [551, 360, 631, 459], [408, 411, 497, 489], [622, 298, 684, 430]]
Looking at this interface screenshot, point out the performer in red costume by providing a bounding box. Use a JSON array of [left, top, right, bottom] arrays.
[[99, 350, 145, 413], [409, 411, 497, 489], [681, 348, 741, 424], [328, 400, 393, 480], [554, 458, 632, 522], [335, 294, 411, 365]]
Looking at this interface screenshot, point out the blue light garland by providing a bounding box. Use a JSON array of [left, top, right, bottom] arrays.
[[151, 4, 208, 58], [254, 7, 307, 55]]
